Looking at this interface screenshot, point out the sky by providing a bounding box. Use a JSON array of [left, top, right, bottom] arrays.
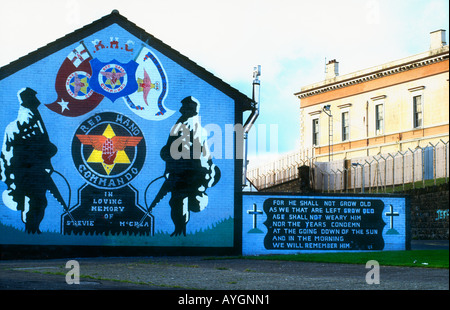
[[0, 0, 449, 166]]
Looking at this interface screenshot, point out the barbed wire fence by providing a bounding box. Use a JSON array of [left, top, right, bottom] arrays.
[[247, 140, 449, 193]]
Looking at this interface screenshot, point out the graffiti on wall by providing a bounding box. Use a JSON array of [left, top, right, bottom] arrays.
[[0, 24, 232, 248]]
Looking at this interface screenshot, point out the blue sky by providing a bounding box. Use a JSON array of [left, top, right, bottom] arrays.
[[1, 0, 449, 165]]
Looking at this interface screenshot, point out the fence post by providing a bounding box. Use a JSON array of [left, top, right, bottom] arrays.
[[320, 169, 326, 193], [379, 155, 387, 193], [365, 160, 373, 193], [398, 151, 407, 192], [373, 157, 381, 193], [327, 171, 331, 193], [408, 148, 417, 189], [351, 163, 365, 193], [440, 139, 449, 183], [340, 168, 347, 193], [428, 142, 437, 186], [386, 153, 395, 192], [419, 146, 425, 189], [331, 169, 337, 193], [307, 155, 314, 191], [322, 169, 326, 193], [392, 152, 399, 190], [361, 165, 365, 193]]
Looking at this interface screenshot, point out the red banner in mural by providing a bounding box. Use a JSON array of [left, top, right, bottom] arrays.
[[45, 42, 104, 117]]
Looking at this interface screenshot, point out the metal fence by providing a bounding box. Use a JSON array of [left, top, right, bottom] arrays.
[[246, 148, 314, 190], [247, 140, 449, 193]]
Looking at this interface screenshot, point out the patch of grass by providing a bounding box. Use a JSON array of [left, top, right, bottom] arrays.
[[242, 250, 449, 268], [0, 216, 234, 248]]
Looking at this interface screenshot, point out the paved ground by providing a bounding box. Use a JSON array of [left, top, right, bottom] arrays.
[[0, 241, 447, 296]]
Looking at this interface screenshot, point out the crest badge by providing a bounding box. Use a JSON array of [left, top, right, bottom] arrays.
[[89, 59, 139, 102], [123, 47, 174, 120], [72, 112, 146, 189]]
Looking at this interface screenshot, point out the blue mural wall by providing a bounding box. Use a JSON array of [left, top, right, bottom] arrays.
[[242, 194, 409, 255], [0, 18, 242, 252]]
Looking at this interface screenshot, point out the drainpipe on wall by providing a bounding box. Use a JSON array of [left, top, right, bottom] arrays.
[[366, 101, 369, 157], [242, 65, 261, 188]]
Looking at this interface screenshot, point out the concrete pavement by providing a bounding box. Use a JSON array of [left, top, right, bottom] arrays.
[[0, 240, 447, 292]]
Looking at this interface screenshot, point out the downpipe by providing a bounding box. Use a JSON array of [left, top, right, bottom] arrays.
[[242, 65, 261, 188]]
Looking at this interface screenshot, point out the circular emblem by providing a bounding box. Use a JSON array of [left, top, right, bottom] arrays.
[[98, 64, 128, 94], [65, 71, 94, 100], [72, 112, 146, 189]]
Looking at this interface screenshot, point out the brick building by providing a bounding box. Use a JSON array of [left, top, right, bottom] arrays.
[[295, 30, 449, 162]]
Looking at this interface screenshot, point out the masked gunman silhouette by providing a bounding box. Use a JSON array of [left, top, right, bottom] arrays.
[[148, 96, 220, 236], [1, 88, 67, 233]]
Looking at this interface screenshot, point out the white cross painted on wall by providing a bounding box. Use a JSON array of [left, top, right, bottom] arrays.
[[247, 203, 263, 233], [385, 204, 400, 235]]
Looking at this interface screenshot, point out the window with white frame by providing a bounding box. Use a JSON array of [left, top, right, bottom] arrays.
[[312, 118, 319, 146], [375, 103, 384, 135], [341, 111, 349, 141], [413, 95, 422, 128], [409, 86, 425, 129]]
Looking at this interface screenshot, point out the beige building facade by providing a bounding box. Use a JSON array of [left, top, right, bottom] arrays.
[[295, 30, 449, 162]]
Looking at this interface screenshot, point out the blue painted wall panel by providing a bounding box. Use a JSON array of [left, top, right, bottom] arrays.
[[242, 194, 409, 255], [0, 24, 236, 249]]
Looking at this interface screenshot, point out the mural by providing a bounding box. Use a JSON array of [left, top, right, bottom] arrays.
[[1, 88, 63, 233], [124, 46, 174, 120], [148, 96, 221, 236], [0, 20, 236, 250], [242, 194, 409, 255], [45, 42, 104, 117], [66, 111, 151, 236]]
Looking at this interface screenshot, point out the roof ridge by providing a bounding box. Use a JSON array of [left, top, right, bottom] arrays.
[[0, 10, 252, 109]]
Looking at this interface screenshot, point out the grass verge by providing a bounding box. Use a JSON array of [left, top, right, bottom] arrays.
[[241, 250, 449, 268]]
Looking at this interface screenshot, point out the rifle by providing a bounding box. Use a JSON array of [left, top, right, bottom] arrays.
[[138, 175, 169, 227], [48, 169, 78, 226]]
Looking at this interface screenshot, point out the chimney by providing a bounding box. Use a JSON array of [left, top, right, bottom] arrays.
[[430, 29, 446, 50], [325, 59, 339, 79]]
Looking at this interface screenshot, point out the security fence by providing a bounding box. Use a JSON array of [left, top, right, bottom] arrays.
[[246, 148, 314, 190], [247, 140, 449, 193]]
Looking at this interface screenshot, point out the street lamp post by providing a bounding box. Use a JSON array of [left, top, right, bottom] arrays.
[[322, 105, 332, 162]]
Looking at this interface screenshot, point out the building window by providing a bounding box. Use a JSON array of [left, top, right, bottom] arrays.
[[312, 118, 319, 146], [341, 111, 349, 141], [375, 103, 383, 135], [413, 95, 422, 128]]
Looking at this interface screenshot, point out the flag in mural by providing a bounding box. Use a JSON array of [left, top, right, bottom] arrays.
[[45, 42, 104, 117], [89, 58, 139, 102], [123, 47, 174, 121]]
